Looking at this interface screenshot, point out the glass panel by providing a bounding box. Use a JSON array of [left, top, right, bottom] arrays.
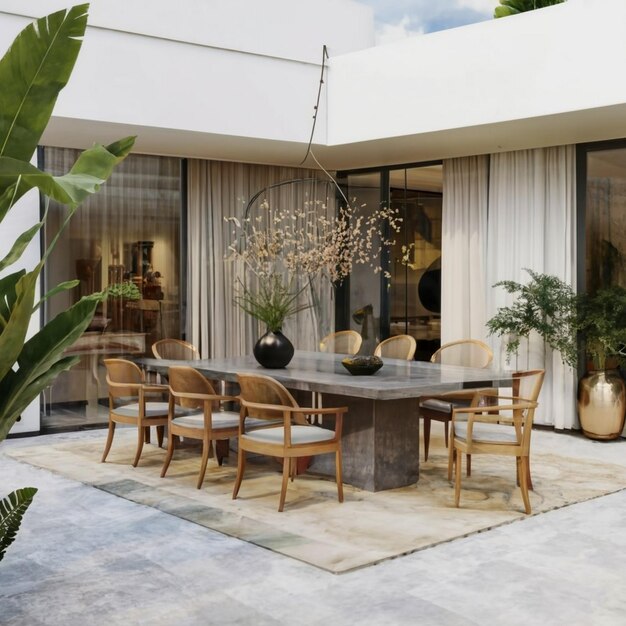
[[41, 148, 183, 429], [343, 172, 382, 355], [586, 149, 626, 292], [388, 165, 442, 361]]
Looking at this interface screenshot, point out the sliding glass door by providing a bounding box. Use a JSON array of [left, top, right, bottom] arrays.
[[41, 148, 184, 430], [337, 163, 442, 359]]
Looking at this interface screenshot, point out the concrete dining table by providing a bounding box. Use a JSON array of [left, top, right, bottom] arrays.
[[138, 350, 512, 492]]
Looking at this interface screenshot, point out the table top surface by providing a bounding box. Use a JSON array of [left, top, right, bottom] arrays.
[[138, 351, 512, 401]]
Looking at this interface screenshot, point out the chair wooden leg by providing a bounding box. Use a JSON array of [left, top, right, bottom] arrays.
[[527, 456, 534, 491], [423, 417, 431, 461], [160, 429, 175, 478], [132, 424, 145, 467], [232, 449, 246, 499], [444, 420, 449, 448], [290, 458, 296, 482], [454, 449, 462, 508], [197, 436, 211, 489], [144, 427, 151, 444], [101, 420, 116, 463], [156, 425, 165, 448], [466, 454, 472, 477], [278, 458, 290, 512], [215, 439, 229, 466], [336, 448, 344, 503], [520, 456, 532, 514], [447, 434, 455, 481]]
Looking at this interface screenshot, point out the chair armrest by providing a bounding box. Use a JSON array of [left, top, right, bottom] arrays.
[[170, 390, 238, 403]]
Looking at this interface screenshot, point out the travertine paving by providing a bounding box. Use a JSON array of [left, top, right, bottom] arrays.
[[1, 428, 625, 625]]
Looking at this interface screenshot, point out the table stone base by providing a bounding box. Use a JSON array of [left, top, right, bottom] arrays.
[[307, 393, 421, 492]]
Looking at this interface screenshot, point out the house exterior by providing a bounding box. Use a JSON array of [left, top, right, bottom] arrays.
[[1, 0, 625, 435]]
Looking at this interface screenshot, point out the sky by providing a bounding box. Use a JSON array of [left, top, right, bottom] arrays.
[[357, 0, 498, 45]]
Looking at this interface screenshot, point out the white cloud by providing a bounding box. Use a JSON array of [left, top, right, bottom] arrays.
[[375, 15, 424, 45], [456, 0, 497, 12], [359, 0, 495, 44]]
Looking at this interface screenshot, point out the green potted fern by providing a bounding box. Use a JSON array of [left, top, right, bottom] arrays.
[[486, 269, 577, 368]]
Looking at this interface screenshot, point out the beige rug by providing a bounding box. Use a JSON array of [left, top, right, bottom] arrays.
[[8, 430, 626, 573]]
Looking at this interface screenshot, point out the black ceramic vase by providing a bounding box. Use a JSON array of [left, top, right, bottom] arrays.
[[253, 330, 294, 368]]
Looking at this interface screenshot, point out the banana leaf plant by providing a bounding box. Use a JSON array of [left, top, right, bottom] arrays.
[[494, 0, 565, 18], [0, 4, 135, 560]]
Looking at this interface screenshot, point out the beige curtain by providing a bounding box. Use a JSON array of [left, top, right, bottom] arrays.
[[442, 147, 577, 428], [441, 155, 489, 344], [187, 160, 335, 358], [486, 145, 577, 428]]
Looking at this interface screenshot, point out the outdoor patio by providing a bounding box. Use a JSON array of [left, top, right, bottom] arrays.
[[1, 426, 625, 625]]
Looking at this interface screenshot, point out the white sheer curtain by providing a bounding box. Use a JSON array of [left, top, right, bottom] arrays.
[[486, 146, 577, 428], [441, 155, 489, 344], [187, 160, 334, 359]]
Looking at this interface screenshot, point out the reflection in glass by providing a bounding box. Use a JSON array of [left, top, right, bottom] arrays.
[[388, 166, 442, 361], [586, 149, 626, 293], [41, 148, 183, 429]]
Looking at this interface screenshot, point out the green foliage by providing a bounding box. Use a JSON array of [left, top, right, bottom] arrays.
[[0, 4, 135, 442], [577, 286, 626, 371], [486, 268, 577, 367], [0, 487, 37, 561], [107, 281, 141, 300], [234, 274, 312, 332], [494, 0, 566, 18]]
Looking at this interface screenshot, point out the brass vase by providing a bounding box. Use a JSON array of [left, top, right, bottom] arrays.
[[577, 369, 626, 440]]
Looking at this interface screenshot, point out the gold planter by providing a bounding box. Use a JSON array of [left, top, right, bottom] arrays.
[[577, 369, 626, 440]]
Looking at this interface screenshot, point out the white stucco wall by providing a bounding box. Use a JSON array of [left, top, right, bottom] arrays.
[[328, 0, 626, 156], [0, 0, 374, 160]]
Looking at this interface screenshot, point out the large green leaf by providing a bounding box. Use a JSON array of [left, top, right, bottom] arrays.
[[0, 357, 79, 442], [0, 293, 101, 437], [0, 270, 25, 328], [0, 137, 135, 271], [0, 270, 37, 387], [0, 5, 88, 164], [0, 487, 37, 562]]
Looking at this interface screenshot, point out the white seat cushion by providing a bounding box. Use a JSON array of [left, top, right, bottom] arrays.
[[172, 412, 277, 431], [454, 422, 518, 444], [241, 424, 335, 445], [114, 401, 183, 418]]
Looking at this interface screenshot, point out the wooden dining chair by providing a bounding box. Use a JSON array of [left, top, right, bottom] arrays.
[[419, 339, 494, 461], [233, 373, 347, 512], [101, 358, 180, 467], [161, 366, 275, 488], [152, 338, 200, 360], [319, 330, 362, 355], [374, 334, 416, 360], [447, 371, 545, 514]]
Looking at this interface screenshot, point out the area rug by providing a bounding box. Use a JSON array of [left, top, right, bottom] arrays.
[[8, 430, 626, 573]]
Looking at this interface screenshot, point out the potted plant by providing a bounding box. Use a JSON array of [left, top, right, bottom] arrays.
[[234, 273, 311, 368], [486, 269, 577, 368], [0, 5, 134, 561], [576, 285, 626, 440], [107, 281, 141, 331]]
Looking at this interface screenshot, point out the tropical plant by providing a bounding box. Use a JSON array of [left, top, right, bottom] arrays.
[[576, 286, 626, 371], [486, 268, 577, 367], [494, 0, 566, 18], [0, 488, 37, 562], [0, 4, 134, 560]]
